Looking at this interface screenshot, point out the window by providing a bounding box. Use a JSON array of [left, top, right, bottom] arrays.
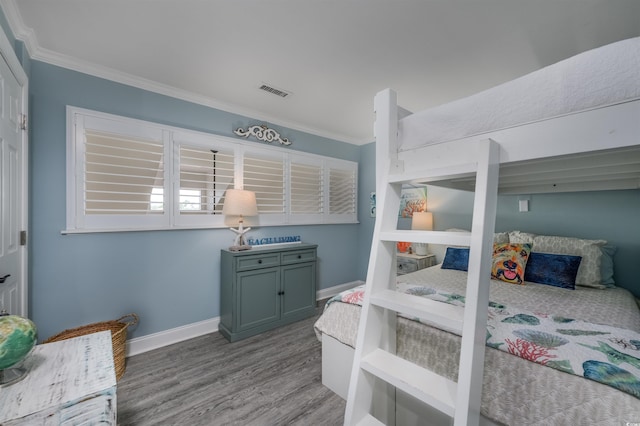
[[290, 156, 324, 224], [66, 107, 358, 232], [329, 165, 357, 215], [243, 151, 285, 225], [178, 145, 234, 216], [150, 188, 204, 212], [84, 129, 165, 215], [292, 163, 322, 214]]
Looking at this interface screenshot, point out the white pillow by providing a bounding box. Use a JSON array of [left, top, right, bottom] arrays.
[[494, 232, 509, 244], [531, 235, 607, 288], [508, 230, 536, 244]]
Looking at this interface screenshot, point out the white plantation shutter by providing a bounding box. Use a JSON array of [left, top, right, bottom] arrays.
[[290, 156, 323, 223], [68, 110, 169, 231], [179, 145, 234, 215], [243, 152, 285, 222], [84, 130, 164, 215], [328, 161, 357, 222], [291, 163, 323, 213], [67, 107, 357, 233]]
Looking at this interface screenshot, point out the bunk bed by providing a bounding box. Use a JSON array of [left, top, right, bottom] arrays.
[[315, 36, 640, 425]]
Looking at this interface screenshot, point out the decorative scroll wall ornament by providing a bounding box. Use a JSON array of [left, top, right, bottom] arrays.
[[234, 124, 292, 146]]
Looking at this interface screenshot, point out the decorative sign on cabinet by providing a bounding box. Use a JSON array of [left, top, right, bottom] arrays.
[[0, 331, 117, 425], [220, 243, 318, 342]]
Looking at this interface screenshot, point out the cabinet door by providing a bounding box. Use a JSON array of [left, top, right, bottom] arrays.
[[281, 262, 316, 320], [397, 258, 418, 275], [236, 267, 280, 331]]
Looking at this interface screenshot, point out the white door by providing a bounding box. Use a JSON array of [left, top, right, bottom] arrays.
[[0, 45, 27, 317]]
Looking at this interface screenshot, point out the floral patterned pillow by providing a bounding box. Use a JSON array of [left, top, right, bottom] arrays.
[[491, 243, 532, 285]]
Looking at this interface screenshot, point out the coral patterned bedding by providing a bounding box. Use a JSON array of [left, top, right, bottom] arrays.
[[325, 284, 640, 399], [314, 266, 640, 425]]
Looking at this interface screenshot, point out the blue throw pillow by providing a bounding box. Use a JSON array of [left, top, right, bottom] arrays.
[[441, 247, 470, 272], [524, 252, 582, 290]]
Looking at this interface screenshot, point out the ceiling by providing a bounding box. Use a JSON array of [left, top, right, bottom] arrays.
[[3, 0, 639, 145]]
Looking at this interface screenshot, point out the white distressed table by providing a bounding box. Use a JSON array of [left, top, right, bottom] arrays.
[[0, 330, 117, 425]]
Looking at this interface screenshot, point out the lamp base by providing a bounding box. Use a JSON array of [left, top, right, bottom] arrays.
[[229, 224, 251, 248], [413, 243, 429, 256], [229, 244, 252, 252]]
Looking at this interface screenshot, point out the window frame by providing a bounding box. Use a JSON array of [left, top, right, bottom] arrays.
[[65, 106, 358, 233]]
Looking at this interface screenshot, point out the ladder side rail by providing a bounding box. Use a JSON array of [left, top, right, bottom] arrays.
[[345, 89, 402, 426], [453, 139, 500, 426], [370, 89, 403, 353], [375, 89, 403, 193]]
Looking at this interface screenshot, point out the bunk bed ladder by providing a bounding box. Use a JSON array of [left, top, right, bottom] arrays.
[[344, 91, 500, 426]]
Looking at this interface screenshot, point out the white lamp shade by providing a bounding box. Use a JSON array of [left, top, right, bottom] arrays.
[[222, 189, 258, 216], [411, 211, 433, 230]]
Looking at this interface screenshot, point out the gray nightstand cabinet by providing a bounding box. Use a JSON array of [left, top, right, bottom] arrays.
[[220, 243, 317, 342], [397, 252, 436, 275]]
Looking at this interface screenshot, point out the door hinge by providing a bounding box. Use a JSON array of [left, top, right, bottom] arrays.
[[19, 114, 27, 131], [20, 230, 27, 246]]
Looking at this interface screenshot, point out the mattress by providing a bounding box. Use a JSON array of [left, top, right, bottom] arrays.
[[314, 266, 640, 425], [398, 37, 640, 151]]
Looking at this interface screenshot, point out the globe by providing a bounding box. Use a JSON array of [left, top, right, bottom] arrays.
[[0, 315, 37, 370]]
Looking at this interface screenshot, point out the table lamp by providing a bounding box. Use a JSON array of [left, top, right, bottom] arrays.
[[411, 211, 433, 255], [222, 189, 258, 251]]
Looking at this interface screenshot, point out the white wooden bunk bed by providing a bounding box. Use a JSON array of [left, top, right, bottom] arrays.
[[314, 36, 640, 426]]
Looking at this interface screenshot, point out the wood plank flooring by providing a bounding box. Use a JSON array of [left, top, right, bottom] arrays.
[[117, 303, 346, 425]]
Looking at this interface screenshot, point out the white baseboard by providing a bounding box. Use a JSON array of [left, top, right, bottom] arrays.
[[316, 280, 364, 300], [125, 280, 364, 357], [126, 317, 220, 357]]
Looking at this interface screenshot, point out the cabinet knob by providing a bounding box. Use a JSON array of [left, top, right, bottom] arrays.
[[297, 255, 302, 259], [278, 291, 285, 296], [258, 260, 262, 264]]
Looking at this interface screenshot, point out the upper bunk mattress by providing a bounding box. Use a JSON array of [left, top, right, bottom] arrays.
[[398, 37, 640, 151]]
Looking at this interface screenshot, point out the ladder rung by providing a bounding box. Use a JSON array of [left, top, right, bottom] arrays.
[[360, 349, 457, 417], [388, 162, 477, 185], [380, 230, 471, 246], [370, 290, 464, 335], [355, 414, 385, 426]]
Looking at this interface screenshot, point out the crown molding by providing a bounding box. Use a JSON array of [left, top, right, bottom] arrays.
[[0, 0, 368, 146], [0, 0, 37, 56]]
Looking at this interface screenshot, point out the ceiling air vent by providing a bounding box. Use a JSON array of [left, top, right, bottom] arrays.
[[258, 83, 291, 98]]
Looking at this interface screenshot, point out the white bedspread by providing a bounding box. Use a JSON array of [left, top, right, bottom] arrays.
[[398, 37, 640, 151]]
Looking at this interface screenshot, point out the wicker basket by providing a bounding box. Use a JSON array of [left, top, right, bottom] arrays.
[[43, 313, 138, 381]]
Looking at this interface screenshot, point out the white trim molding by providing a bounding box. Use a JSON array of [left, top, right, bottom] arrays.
[[126, 317, 220, 358]]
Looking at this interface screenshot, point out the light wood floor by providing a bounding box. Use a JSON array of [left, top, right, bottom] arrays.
[[117, 303, 345, 425]]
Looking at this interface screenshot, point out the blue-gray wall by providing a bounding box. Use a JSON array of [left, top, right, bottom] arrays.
[[495, 189, 640, 295], [427, 187, 640, 297], [356, 142, 376, 279], [27, 59, 361, 340]]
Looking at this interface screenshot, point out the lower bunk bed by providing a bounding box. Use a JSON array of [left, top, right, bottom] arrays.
[[315, 235, 640, 425]]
